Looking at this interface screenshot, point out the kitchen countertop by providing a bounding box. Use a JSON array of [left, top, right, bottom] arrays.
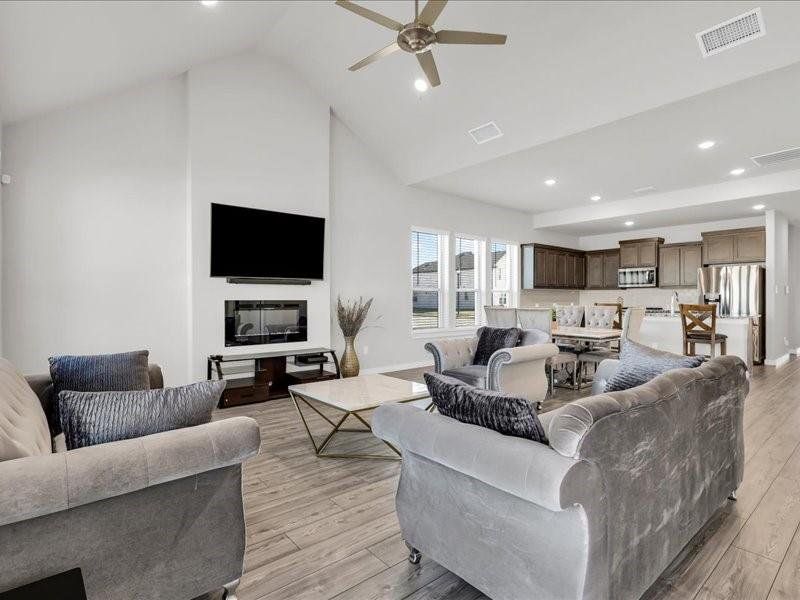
[[643, 313, 754, 322]]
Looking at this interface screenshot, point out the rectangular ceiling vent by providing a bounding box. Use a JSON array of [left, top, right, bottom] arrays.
[[468, 121, 503, 145], [751, 146, 800, 167], [696, 8, 765, 57]]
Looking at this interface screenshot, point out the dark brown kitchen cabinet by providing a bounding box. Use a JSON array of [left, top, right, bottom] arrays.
[[585, 249, 620, 290], [619, 238, 664, 268], [521, 243, 585, 289], [701, 227, 765, 265], [659, 243, 701, 288]]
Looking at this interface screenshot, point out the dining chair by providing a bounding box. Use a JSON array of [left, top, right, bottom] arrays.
[[516, 307, 552, 332], [680, 303, 727, 358], [483, 306, 518, 328], [594, 302, 623, 329], [584, 305, 618, 329], [577, 307, 645, 387]]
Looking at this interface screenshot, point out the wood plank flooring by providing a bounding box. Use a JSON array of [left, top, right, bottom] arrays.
[[215, 358, 800, 600]]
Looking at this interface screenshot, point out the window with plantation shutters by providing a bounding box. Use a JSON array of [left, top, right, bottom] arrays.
[[491, 241, 511, 306], [411, 230, 442, 329], [455, 237, 481, 327]]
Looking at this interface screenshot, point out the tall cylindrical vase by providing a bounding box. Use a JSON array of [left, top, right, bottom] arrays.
[[341, 336, 360, 378]]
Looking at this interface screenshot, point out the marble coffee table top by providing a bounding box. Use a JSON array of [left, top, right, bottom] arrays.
[[288, 374, 429, 412]]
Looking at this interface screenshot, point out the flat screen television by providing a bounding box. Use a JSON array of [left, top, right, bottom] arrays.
[[210, 203, 325, 280]]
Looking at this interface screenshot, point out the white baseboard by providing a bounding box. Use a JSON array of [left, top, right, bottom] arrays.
[[360, 359, 433, 375], [765, 353, 791, 368]]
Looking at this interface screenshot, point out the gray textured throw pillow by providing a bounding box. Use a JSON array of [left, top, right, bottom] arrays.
[[424, 372, 547, 443], [604, 340, 703, 393], [58, 380, 225, 450], [48, 350, 151, 434], [472, 327, 522, 366]]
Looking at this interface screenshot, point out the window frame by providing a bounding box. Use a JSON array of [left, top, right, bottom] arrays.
[[453, 234, 484, 328], [489, 239, 518, 310], [410, 227, 449, 332]]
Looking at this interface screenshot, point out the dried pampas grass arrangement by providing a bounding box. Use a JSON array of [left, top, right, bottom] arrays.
[[336, 296, 374, 338]]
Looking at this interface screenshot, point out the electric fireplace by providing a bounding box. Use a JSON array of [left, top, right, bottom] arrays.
[[225, 300, 308, 346]]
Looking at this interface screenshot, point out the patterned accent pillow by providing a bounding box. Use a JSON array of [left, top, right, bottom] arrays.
[[58, 380, 225, 450], [424, 372, 547, 443], [48, 350, 151, 434], [472, 327, 521, 366], [604, 340, 703, 393]]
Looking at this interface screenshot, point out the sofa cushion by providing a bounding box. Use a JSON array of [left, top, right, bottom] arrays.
[[424, 372, 547, 443], [58, 380, 225, 450], [48, 350, 151, 434], [0, 358, 52, 461], [442, 365, 487, 388], [472, 327, 521, 366], [604, 340, 703, 392]]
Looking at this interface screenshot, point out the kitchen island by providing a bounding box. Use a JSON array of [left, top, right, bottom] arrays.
[[638, 314, 756, 367]]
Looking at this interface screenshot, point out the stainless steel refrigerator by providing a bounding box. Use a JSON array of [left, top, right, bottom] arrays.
[[698, 265, 766, 364]]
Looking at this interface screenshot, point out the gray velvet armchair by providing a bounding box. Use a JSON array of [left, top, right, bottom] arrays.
[[0, 359, 260, 600], [424, 328, 557, 406], [374, 355, 748, 600]]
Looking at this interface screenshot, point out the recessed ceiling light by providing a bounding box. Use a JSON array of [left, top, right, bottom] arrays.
[[414, 78, 428, 92], [200, 0, 218, 6], [624, 221, 634, 227], [698, 140, 716, 150], [752, 204, 765, 210], [730, 168, 745, 176], [544, 179, 556, 186], [590, 195, 601, 201]]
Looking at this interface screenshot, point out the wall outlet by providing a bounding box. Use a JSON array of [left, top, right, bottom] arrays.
[[785, 337, 790, 347], [362, 345, 369, 355]]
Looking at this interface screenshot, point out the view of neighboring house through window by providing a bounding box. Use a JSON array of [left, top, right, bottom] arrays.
[[491, 242, 510, 306], [455, 237, 480, 327], [411, 230, 442, 329]]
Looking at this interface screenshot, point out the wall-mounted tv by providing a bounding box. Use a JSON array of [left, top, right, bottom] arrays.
[[210, 203, 325, 280]]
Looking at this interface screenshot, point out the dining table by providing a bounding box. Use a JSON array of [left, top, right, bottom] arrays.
[[549, 325, 622, 389]]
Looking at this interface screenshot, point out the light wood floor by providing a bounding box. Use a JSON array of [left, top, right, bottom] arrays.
[[215, 358, 800, 600]]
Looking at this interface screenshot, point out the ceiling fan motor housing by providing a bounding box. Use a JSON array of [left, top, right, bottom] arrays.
[[398, 23, 436, 53]]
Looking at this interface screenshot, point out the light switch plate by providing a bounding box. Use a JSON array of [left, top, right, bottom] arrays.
[[0, 174, 10, 185]]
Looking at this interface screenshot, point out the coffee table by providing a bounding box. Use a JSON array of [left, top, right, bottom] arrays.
[[289, 374, 429, 460]]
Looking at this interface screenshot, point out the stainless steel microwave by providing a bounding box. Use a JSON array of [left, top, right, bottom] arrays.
[[618, 267, 657, 288]]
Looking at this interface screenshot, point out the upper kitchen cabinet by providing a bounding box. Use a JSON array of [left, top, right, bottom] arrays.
[[659, 243, 702, 287], [585, 249, 620, 290], [701, 227, 765, 265], [618, 238, 664, 268], [521, 243, 585, 289]]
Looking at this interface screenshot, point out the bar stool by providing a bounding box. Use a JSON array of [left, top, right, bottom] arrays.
[[679, 303, 727, 358]]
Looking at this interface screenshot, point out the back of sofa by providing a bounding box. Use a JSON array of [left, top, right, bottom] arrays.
[[544, 356, 748, 600]]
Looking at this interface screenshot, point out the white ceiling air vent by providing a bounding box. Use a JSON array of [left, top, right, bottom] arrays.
[[751, 146, 800, 167], [468, 121, 503, 145], [696, 8, 765, 57]]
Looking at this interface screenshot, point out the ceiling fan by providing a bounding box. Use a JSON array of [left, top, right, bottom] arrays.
[[335, 0, 507, 88]]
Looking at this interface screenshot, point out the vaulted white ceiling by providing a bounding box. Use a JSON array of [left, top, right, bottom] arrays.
[[3, 0, 800, 231]]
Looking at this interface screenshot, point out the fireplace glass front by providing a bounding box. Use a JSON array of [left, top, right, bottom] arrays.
[[225, 300, 308, 346]]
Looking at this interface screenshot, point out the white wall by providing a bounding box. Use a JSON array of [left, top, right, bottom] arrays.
[[330, 117, 576, 372], [187, 53, 331, 380], [1, 78, 190, 379], [765, 210, 791, 364]]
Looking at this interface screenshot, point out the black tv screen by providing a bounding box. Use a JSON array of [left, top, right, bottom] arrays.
[[210, 203, 325, 280]]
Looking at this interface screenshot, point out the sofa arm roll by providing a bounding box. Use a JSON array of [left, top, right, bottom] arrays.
[[0, 416, 261, 528], [424, 337, 477, 373], [373, 403, 597, 512]]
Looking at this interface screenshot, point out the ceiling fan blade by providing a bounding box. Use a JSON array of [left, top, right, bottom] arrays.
[[436, 30, 507, 45], [417, 0, 448, 26], [335, 0, 403, 32], [417, 50, 441, 87], [348, 42, 401, 71]]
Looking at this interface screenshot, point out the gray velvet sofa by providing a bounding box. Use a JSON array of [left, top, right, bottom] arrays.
[[373, 355, 747, 600], [0, 359, 260, 600]]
